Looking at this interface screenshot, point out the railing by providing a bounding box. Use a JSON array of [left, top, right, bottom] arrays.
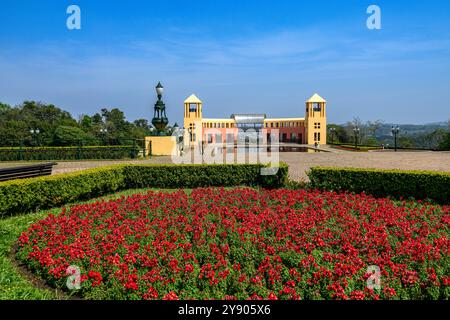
[[328, 142, 435, 151]]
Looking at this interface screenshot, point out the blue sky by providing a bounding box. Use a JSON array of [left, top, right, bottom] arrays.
[[1, 0, 450, 125]]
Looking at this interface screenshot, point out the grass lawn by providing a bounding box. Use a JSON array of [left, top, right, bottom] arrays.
[[0, 187, 176, 300]]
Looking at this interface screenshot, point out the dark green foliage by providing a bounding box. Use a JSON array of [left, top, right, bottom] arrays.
[[53, 126, 96, 146], [439, 131, 450, 150], [0, 145, 137, 161], [0, 163, 289, 217], [0, 101, 153, 147], [125, 163, 288, 189], [0, 166, 127, 217], [308, 167, 450, 204]]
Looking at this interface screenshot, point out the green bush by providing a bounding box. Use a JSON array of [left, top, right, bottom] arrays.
[[0, 145, 138, 161], [129, 163, 288, 189], [0, 163, 288, 217], [308, 167, 450, 204], [0, 166, 127, 217]]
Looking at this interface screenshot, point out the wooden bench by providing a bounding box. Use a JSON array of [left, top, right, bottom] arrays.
[[0, 162, 57, 182]]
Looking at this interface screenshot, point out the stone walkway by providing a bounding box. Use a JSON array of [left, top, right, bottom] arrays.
[[1, 150, 449, 181]]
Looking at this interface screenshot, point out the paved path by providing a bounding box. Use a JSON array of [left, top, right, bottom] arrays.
[[1, 150, 449, 181]]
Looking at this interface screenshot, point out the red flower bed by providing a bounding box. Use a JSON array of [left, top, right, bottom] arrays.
[[17, 188, 450, 300]]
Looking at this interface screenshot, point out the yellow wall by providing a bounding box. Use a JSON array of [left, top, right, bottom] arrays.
[[145, 136, 178, 156], [183, 101, 203, 146], [305, 101, 327, 145]]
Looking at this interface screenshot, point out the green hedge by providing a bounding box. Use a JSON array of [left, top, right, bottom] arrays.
[[0, 163, 288, 217], [0, 145, 138, 161], [308, 167, 450, 204]]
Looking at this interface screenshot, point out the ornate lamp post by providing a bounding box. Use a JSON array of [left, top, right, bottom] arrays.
[[99, 128, 108, 145], [187, 127, 193, 148], [353, 126, 360, 150], [391, 125, 400, 152], [151, 82, 169, 135], [30, 128, 40, 146], [329, 127, 336, 144]]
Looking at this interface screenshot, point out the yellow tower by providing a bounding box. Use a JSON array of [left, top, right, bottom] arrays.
[[183, 94, 203, 146], [305, 93, 327, 145]]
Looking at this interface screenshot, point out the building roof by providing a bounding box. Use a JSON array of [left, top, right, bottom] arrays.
[[184, 94, 202, 104], [306, 93, 326, 103], [231, 114, 266, 124]]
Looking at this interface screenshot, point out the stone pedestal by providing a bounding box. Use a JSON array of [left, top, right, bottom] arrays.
[[145, 136, 178, 156]]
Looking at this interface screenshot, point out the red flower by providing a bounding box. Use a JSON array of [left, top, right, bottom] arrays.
[[350, 290, 365, 300], [163, 291, 179, 300], [143, 287, 158, 300], [16, 187, 450, 300], [88, 270, 103, 286], [185, 264, 194, 273], [268, 293, 278, 300]]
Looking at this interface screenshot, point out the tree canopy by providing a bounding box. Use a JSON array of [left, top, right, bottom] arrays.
[[0, 101, 153, 147]]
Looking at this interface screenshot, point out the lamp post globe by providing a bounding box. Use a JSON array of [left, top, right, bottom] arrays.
[[156, 82, 164, 99], [329, 127, 336, 144], [30, 128, 40, 146]]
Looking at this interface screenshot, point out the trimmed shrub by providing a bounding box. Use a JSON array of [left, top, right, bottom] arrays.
[[308, 166, 450, 204], [0, 145, 138, 161], [0, 166, 127, 217], [124, 164, 285, 189], [0, 163, 288, 217]]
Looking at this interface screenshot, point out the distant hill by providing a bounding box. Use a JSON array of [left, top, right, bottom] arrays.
[[376, 122, 448, 138], [333, 120, 449, 149]]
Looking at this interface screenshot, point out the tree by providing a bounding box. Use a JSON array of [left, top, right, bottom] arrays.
[[79, 114, 93, 131], [134, 119, 150, 130], [425, 128, 446, 150], [132, 119, 152, 137], [0, 102, 11, 112], [398, 136, 414, 148], [345, 117, 365, 146], [54, 126, 96, 146], [438, 130, 450, 151], [327, 124, 349, 144], [0, 101, 161, 147], [364, 120, 383, 145], [91, 113, 103, 125], [0, 101, 78, 146]]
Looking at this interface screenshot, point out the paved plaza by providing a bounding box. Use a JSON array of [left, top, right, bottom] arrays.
[[1, 149, 449, 181]]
